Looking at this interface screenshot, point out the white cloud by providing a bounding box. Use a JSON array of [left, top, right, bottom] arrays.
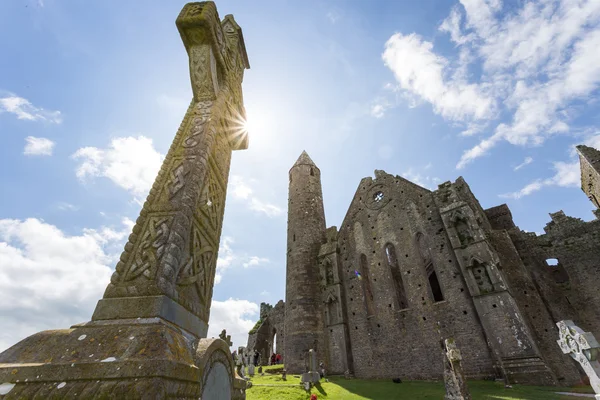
[[216, 236, 270, 284], [230, 176, 253, 199], [439, 6, 474, 45], [500, 160, 580, 199], [583, 133, 600, 150], [229, 175, 283, 217], [56, 202, 79, 211], [326, 11, 340, 24], [0, 218, 131, 352], [381, 0, 600, 169], [72, 136, 163, 197], [401, 167, 442, 190], [243, 256, 270, 268], [370, 97, 392, 118], [0, 94, 62, 123], [514, 156, 533, 171], [0, 217, 259, 354], [382, 33, 495, 123], [23, 136, 55, 156], [207, 298, 259, 350]]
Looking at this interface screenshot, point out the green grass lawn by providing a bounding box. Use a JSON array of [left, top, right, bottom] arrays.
[[244, 366, 594, 400]]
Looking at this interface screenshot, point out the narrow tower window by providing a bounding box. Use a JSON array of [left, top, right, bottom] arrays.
[[385, 243, 408, 309], [359, 254, 376, 316], [310, 167, 314, 176], [426, 263, 444, 302], [417, 233, 444, 302]]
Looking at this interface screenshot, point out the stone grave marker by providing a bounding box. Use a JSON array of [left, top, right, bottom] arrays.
[[0, 2, 251, 399], [557, 320, 600, 399], [301, 349, 321, 384], [443, 338, 471, 400]]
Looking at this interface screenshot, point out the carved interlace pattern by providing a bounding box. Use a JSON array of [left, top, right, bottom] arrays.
[[120, 216, 172, 282], [556, 320, 600, 394], [103, 3, 247, 327]]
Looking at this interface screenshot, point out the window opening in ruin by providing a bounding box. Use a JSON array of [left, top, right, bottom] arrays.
[[360, 254, 376, 316], [271, 330, 277, 354], [417, 233, 444, 302], [545, 258, 570, 284], [293, 234, 295, 242], [385, 243, 408, 309], [373, 191, 384, 202], [426, 263, 444, 302], [310, 167, 314, 176]]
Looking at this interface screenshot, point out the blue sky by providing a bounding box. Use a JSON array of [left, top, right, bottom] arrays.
[[1, 0, 599, 351]]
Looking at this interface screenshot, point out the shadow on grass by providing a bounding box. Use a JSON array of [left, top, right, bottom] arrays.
[[314, 382, 327, 396]]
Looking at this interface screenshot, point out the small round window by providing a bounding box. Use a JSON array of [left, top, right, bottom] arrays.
[[373, 191, 384, 202]]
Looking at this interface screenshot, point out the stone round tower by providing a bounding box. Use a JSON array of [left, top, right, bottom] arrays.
[[284, 150, 327, 373]]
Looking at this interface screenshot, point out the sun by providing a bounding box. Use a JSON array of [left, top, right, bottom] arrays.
[[225, 104, 273, 149], [242, 111, 268, 137]]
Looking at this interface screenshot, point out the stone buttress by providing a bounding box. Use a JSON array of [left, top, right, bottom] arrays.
[[434, 179, 555, 385]]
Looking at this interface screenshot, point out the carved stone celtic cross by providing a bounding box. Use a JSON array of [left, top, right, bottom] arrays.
[[556, 320, 600, 398], [91, 2, 250, 338]]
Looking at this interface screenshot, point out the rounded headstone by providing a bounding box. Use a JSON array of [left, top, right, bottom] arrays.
[[201, 362, 231, 400]]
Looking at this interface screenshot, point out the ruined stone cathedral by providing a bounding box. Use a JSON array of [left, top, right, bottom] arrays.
[[247, 145, 600, 385]]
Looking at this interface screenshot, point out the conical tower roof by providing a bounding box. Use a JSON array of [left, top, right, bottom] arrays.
[[292, 150, 317, 168]]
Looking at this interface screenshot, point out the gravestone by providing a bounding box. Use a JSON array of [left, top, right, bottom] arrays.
[[220, 329, 233, 348], [235, 347, 245, 379], [443, 338, 471, 400], [0, 2, 250, 399], [301, 349, 321, 384], [556, 320, 600, 399]]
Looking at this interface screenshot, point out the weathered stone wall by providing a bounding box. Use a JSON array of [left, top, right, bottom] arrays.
[[278, 147, 600, 384], [319, 227, 352, 374], [246, 301, 285, 365], [578, 145, 600, 208], [486, 226, 581, 384], [284, 152, 327, 373], [519, 212, 600, 338], [335, 171, 495, 380]]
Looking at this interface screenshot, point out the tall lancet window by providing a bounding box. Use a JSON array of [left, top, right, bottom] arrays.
[[385, 243, 408, 309], [359, 254, 376, 316], [416, 233, 444, 302]]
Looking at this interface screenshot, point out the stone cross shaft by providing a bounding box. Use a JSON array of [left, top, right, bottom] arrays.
[[557, 320, 600, 398], [443, 338, 471, 400], [91, 1, 250, 339]]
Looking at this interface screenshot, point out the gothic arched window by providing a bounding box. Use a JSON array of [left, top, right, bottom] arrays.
[[359, 254, 375, 316], [416, 233, 444, 302], [385, 243, 408, 309]]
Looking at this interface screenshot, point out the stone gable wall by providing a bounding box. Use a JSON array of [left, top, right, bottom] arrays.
[[335, 172, 495, 380]]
